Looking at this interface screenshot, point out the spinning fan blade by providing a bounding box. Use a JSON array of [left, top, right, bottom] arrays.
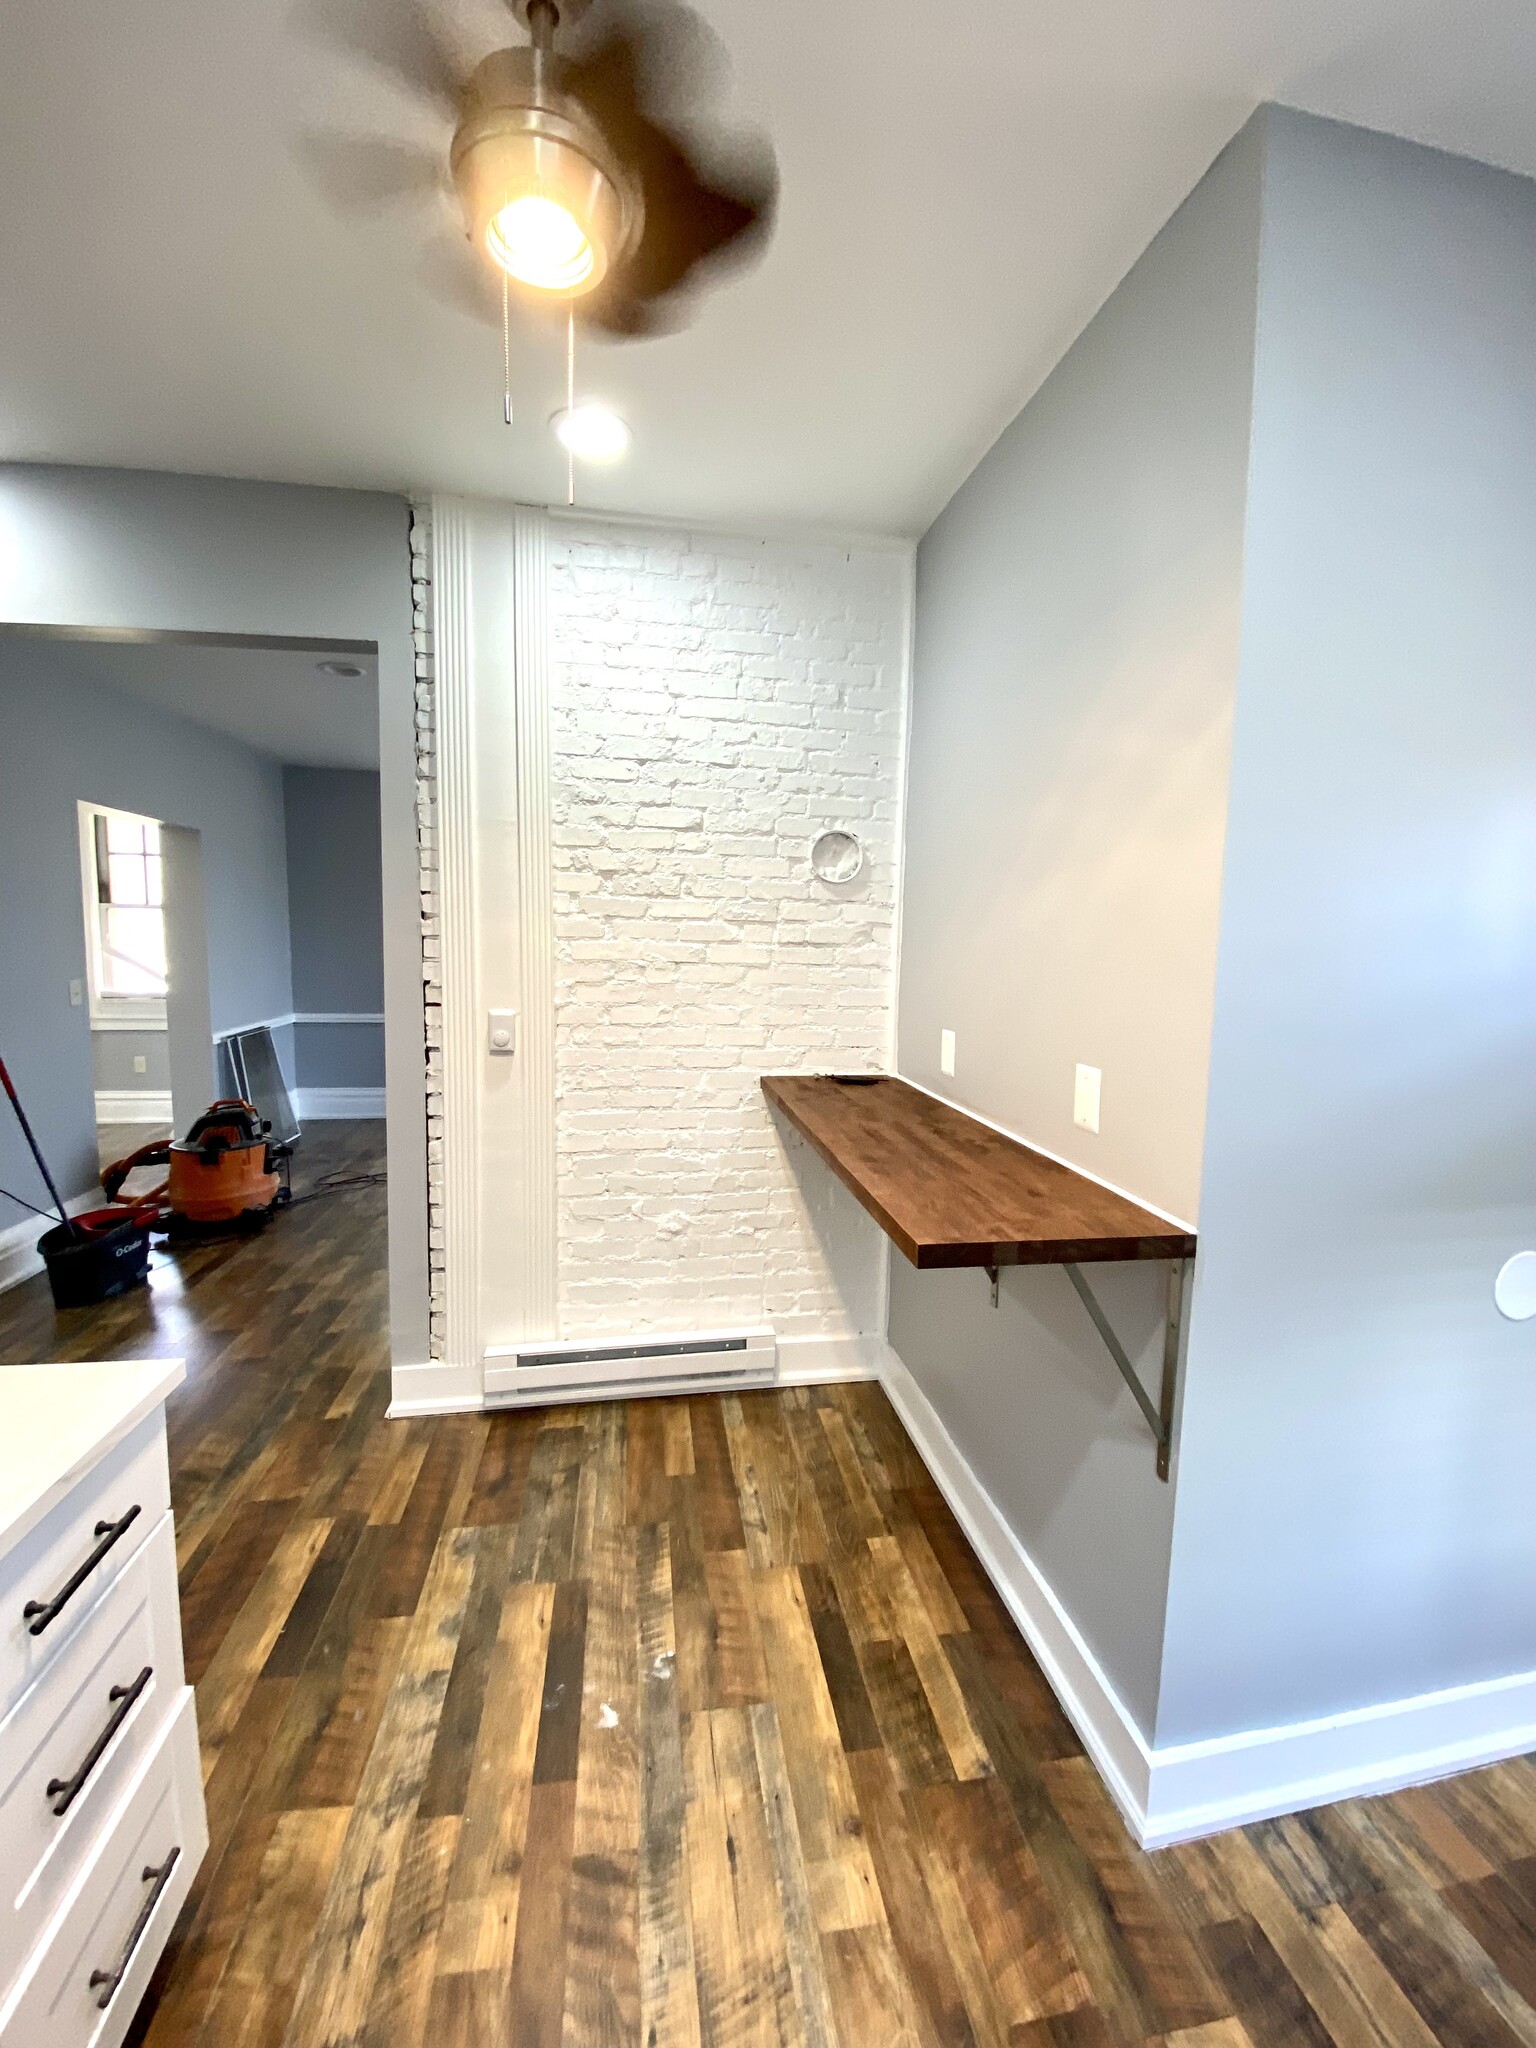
[[417, 235, 504, 326], [292, 0, 472, 118], [563, 0, 777, 337], [295, 133, 446, 215]]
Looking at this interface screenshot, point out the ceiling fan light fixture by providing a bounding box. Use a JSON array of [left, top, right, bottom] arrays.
[[487, 193, 593, 291], [450, 50, 639, 297]]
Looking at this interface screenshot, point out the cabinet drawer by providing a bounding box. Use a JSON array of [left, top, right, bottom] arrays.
[[0, 1515, 184, 1995], [0, 1415, 170, 1719], [0, 1687, 205, 2048]]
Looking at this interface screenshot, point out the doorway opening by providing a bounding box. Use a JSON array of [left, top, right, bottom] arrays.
[[0, 627, 389, 1300]]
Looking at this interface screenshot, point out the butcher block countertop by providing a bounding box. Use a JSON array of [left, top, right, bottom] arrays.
[[761, 1075, 1195, 1270]]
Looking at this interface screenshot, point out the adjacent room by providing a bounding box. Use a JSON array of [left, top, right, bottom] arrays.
[[0, 5, 1533, 2047], [0, 631, 390, 1299]]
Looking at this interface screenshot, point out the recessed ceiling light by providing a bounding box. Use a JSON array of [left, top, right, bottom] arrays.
[[317, 659, 365, 678], [552, 403, 632, 463]]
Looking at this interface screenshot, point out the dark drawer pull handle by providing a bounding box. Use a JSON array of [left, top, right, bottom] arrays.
[[22, 1505, 142, 1636], [46, 1665, 152, 1817], [88, 1845, 180, 2010]]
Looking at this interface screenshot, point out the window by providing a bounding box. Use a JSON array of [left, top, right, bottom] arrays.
[[79, 804, 168, 1026], [95, 813, 167, 995]]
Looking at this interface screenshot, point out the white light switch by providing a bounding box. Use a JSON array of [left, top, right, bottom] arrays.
[[940, 1029, 956, 1078], [68, 979, 83, 1007], [132, 1055, 148, 1075], [1074, 1063, 1102, 1133], [488, 1009, 518, 1056]]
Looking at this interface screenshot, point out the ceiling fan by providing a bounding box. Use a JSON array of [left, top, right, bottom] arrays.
[[302, 0, 778, 339]]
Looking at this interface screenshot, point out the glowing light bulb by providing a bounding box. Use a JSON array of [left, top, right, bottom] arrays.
[[552, 404, 632, 462], [486, 194, 595, 291]]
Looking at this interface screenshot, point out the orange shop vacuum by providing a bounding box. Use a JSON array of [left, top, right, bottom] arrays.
[[102, 1100, 292, 1239]]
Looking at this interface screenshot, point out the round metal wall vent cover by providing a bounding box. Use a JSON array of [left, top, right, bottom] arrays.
[[810, 829, 863, 884], [1494, 1250, 1536, 1321]]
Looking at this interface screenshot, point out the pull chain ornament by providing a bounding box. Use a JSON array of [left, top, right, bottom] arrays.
[[503, 271, 513, 426]]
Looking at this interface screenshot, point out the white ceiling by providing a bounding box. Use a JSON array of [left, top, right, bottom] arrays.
[[2, 0, 1534, 538], [1, 636, 381, 770]]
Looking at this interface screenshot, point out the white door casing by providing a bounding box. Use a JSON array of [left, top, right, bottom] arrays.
[[426, 496, 557, 1405], [161, 824, 216, 1132]]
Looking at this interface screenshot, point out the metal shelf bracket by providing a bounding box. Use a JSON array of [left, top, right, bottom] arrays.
[[980, 1253, 1189, 1480], [1063, 1259, 1186, 1481]]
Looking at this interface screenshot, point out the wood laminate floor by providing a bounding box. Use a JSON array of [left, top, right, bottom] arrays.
[[97, 1120, 174, 1168], [95, 1120, 176, 1205], [3, 1122, 1535, 2047]]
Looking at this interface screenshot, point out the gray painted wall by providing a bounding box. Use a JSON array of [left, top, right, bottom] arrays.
[[1158, 112, 1536, 1743], [0, 641, 293, 1223], [292, 1021, 384, 1090], [890, 123, 1263, 1735], [92, 1030, 171, 1093], [283, 766, 385, 1091], [0, 465, 425, 1366]]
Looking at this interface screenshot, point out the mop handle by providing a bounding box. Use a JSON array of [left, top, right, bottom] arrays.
[[0, 1054, 81, 1240]]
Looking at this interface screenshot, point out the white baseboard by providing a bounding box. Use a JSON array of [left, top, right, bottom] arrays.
[[776, 1332, 883, 1384], [94, 1090, 173, 1124], [295, 1087, 386, 1121], [878, 1345, 1156, 1834], [94, 1084, 387, 1127], [0, 1191, 99, 1295], [388, 1359, 484, 1417], [386, 1328, 883, 1419], [1142, 1665, 1536, 1847], [878, 1343, 1536, 1847]]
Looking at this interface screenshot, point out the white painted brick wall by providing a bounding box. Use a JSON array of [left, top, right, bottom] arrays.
[[547, 520, 911, 1342]]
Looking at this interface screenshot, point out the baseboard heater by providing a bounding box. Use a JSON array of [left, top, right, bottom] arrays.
[[482, 1326, 777, 1405]]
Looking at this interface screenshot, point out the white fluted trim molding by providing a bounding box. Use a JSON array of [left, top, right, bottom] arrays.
[[512, 507, 558, 1339]]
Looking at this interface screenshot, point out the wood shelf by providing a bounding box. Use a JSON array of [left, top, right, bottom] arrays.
[[761, 1074, 1196, 1270]]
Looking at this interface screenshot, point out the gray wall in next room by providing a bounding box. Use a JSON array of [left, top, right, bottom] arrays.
[[283, 766, 385, 1091], [1159, 110, 1536, 1745], [92, 1030, 171, 1094], [0, 639, 293, 1227], [890, 119, 1262, 1737]]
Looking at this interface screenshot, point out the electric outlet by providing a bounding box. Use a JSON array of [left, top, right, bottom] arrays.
[[1074, 1063, 1102, 1134], [68, 979, 83, 1007], [132, 1055, 148, 1075], [940, 1028, 956, 1078]]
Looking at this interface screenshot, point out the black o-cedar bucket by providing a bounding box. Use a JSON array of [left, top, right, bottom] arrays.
[[38, 1209, 152, 1309]]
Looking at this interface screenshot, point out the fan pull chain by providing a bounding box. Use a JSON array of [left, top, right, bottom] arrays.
[[502, 272, 513, 427], [566, 304, 576, 507]]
